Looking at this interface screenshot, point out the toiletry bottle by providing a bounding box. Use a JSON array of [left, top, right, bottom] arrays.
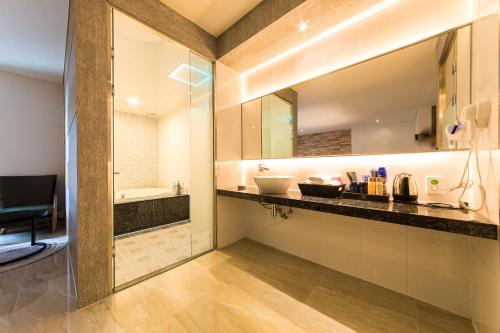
[[377, 167, 388, 195], [361, 175, 369, 194], [376, 177, 384, 195], [368, 169, 377, 195]]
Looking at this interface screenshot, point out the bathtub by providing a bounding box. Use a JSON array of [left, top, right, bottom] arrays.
[[114, 187, 172, 204], [114, 187, 189, 235]]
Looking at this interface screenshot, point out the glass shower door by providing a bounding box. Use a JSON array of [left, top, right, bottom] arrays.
[[111, 8, 214, 290], [189, 52, 214, 256]]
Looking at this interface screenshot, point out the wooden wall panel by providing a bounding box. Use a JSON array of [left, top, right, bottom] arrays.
[[217, 0, 305, 58]]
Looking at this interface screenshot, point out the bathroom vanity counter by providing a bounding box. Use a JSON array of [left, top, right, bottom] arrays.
[[217, 187, 498, 240]]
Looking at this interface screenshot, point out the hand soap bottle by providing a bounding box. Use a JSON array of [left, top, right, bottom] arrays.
[[368, 169, 377, 195]]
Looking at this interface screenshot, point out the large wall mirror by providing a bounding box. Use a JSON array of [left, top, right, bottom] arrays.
[[240, 25, 471, 159]]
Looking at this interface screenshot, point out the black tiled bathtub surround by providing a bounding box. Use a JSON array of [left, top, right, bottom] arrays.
[[114, 195, 189, 236], [217, 188, 498, 240]]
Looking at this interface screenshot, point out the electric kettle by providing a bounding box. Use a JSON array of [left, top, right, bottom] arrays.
[[392, 173, 418, 202]]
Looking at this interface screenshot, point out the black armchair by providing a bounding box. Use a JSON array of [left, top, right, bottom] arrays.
[[0, 175, 58, 232]]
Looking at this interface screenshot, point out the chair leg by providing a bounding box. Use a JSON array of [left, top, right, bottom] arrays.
[[51, 212, 58, 233]]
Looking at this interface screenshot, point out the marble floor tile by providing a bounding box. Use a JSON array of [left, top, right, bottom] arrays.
[[416, 301, 475, 333], [114, 222, 199, 286], [0, 238, 475, 333]]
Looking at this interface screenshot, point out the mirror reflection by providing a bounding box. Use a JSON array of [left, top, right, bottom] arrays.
[[241, 25, 471, 159]]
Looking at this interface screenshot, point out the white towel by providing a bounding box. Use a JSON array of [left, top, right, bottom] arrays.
[[308, 175, 330, 185]]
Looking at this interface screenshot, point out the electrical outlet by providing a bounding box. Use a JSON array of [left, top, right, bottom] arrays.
[[426, 176, 443, 195]]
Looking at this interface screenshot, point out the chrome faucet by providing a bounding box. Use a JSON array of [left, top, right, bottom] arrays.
[[257, 163, 270, 176]]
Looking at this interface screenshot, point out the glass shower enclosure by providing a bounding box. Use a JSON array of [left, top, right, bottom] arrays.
[[111, 9, 214, 289]]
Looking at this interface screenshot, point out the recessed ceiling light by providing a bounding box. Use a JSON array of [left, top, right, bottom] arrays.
[[169, 63, 211, 87], [376, 119, 380, 123], [128, 97, 141, 106], [298, 21, 308, 32]]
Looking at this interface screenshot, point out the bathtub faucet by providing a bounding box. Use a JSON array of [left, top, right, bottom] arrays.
[[172, 181, 183, 195]]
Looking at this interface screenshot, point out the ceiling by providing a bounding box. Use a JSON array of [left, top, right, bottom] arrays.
[[113, 11, 212, 117], [219, 0, 382, 72], [159, 0, 263, 37], [0, 0, 69, 84], [294, 37, 439, 134]]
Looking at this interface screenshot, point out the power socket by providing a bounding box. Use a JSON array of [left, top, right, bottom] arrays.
[[426, 176, 443, 195]]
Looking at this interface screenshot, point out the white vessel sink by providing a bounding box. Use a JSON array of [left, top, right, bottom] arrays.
[[253, 176, 294, 194]]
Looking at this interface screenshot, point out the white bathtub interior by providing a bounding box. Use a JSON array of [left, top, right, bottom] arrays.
[[114, 187, 172, 204]]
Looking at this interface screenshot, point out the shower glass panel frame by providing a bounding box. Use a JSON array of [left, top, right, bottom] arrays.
[[110, 8, 215, 291]]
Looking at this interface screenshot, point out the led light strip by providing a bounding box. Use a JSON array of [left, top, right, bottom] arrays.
[[241, 0, 401, 78], [241, 0, 478, 102]]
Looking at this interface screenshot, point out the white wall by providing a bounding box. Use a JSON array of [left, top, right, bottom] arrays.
[[158, 108, 190, 190], [218, 150, 484, 206], [0, 70, 65, 212], [215, 61, 242, 161]]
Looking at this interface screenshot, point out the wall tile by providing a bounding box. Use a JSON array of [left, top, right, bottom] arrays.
[[361, 225, 408, 294], [272, 53, 299, 94], [216, 196, 247, 248], [216, 161, 243, 189], [272, 211, 300, 256], [358, 0, 406, 60], [477, 0, 499, 18], [407, 225, 470, 243], [216, 105, 242, 161], [297, 209, 326, 265], [215, 61, 241, 110], [405, 0, 471, 45], [229, 151, 472, 204], [471, 236, 500, 274], [471, 253, 500, 333], [223, 200, 477, 315], [472, 15, 498, 102], [245, 201, 274, 246], [470, 251, 481, 331], [326, 215, 362, 278], [114, 111, 159, 191], [407, 233, 470, 317]]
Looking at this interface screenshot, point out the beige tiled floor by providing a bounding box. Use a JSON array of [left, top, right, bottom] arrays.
[[0, 247, 76, 333], [0, 238, 474, 333], [114, 222, 212, 286]]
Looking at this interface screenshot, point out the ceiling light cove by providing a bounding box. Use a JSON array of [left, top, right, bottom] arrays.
[[168, 63, 211, 87], [242, 0, 401, 78]]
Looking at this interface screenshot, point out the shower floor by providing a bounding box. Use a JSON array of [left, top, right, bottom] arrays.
[[114, 222, 211, 287]]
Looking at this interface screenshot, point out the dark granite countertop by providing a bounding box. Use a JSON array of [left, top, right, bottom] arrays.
[[217, 187, 498, 240]]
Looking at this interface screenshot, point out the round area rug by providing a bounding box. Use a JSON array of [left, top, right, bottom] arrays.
[[0, 240, 67, 273]]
